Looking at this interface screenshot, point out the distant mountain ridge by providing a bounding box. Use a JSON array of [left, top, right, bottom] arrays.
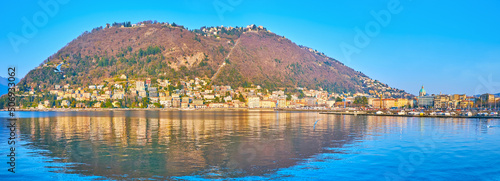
[[16, 21, 409, 96], [473, 93, 500, 97], [0, 76, 19, 96]]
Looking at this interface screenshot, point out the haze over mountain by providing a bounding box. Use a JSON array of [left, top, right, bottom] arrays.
[[0, 76, 19, 96], [16, 21, 409, 96]]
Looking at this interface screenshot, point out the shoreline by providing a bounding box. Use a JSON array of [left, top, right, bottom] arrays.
[[320, 111, 500, 119], [2, 108, 499, 119], [2, 107, 279, 112]]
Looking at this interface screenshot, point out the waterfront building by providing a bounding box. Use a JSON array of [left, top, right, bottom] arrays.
[[395, 98, 413, 108], [172, 97, 181, 108], [260, 100, 276, 108], [326, 100, 336, 108], [160, 96, 172, 108], [247, 96, 260, 108], [277, 98, 287, 108], [372, 99, 396, 109], [181, 97, 190, 104], [434, 95, 451, 109], [192, 99, 204, 107], [367, 98, 376, 106], [417, 85, 434, 108], [305, 97, 317, 107], [418, 96, 434, 108]]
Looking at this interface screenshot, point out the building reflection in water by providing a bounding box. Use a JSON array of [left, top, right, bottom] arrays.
[[16, 111, 488, 179]]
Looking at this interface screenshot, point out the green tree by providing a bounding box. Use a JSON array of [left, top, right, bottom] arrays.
[[298, 90, 305, 99], [105, 100, 113, 108], [238, 93, 245, 102], [154, 102, 163, 108], [70, 100, 76, 108], [141, 97, 149, 108]]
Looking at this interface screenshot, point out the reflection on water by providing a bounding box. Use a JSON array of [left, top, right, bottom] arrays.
[[3, 111, 500, 180], [17, 111, 360, 179]]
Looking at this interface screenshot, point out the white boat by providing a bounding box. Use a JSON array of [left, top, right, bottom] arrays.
[[397, 111, 406, 115], [376, 111, 384, 115], [408, 111, 423, 116], [478, 112, 489, 117]]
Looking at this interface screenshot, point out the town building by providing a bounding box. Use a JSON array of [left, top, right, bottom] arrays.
[[372, 99, 396, 109], [247, 96, 260, 108], [418, 96, 434, 108], [480, 94, 495, 104]]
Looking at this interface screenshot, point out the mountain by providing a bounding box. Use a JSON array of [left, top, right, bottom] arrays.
[[474, 93, 500, 97], [16, 21, 408, 96], [0, 76, 19, 96]]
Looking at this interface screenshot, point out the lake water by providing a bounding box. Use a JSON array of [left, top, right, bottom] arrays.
[[1, 110, 500, 180]]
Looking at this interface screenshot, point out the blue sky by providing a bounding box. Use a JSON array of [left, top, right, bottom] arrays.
[[1, 0, 499, 95]]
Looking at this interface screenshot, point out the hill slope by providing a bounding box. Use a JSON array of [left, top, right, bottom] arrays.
[[17, 21, 407, 95]]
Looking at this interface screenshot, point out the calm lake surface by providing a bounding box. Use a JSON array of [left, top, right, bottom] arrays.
[[1, 110, 500, 180]]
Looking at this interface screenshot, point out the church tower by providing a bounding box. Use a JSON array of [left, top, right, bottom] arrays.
[[419, 85, 426, 97]]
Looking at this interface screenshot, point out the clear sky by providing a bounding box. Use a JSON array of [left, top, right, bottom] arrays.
[[1, 0, 499, 95]]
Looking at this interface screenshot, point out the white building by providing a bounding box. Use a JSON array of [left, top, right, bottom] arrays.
[[247, 96, 260, 108]]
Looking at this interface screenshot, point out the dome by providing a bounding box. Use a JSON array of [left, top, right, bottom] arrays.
[[419, 86, 426, 96]]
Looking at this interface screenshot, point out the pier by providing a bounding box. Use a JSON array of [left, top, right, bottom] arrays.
[[319, 111, 500, 119]]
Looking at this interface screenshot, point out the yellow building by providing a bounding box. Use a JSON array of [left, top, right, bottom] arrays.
[[480, 94, 495, 104], [459, 100, 474, 109], [277, 99, 287, 108], [452, 94, 466, 101], [192, 99, 204, 106], [395, 98, 413, 108], [434, 95, 451, 109], [372, 99, 396, 109], [259, 100, 276, 108]]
